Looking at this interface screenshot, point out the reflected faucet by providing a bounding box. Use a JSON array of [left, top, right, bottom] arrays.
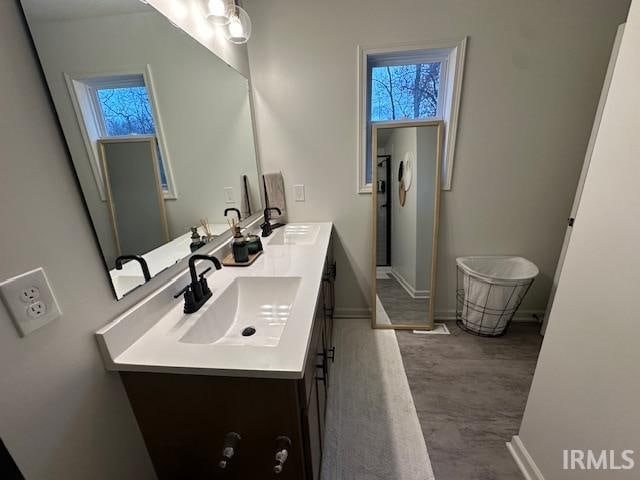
[[224, 208, 241, 221], [174, 254, 222, 313], [115, 255, 151, 282], [261, 207, 282, 237]]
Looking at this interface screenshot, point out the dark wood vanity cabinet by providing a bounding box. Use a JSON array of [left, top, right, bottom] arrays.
[[121, 283, 336, 480]]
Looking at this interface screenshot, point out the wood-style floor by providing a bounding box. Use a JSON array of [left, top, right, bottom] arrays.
[[376, 276, 430, 325], [395, 321, 543, 480]]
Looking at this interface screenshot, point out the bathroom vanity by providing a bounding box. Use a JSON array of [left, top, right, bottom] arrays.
[[97, 223, 335, 479]]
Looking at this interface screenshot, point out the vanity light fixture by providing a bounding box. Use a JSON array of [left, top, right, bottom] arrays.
[[222, 4, 251, 44]]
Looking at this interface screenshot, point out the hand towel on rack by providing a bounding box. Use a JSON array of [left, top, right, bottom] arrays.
[[240, 174, 252, 218], [262, 172, 286, 219]]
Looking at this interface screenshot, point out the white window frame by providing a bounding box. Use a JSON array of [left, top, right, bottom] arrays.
[[357, 38, 467, 193], [64, 65, 178, 200]]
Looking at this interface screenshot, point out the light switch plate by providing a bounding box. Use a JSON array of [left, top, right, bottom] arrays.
[[294, 184, 305, 202], [0, 267, 62, 337], [224, 187, 234, 204]]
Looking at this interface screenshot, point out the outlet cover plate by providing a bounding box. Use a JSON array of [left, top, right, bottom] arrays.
[[0, 268, 62, 337], [294, 184, 305, 202], [224, 187, 234, 204]]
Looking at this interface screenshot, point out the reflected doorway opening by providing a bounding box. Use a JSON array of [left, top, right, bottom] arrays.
[[376, 154, 392, 271]]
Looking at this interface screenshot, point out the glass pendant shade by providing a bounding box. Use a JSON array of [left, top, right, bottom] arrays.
[[201, 0, 233, 25], [223, 6, 252, 44]]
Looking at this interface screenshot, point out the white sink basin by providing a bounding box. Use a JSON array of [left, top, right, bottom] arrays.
[[179, 276, 302, 347], [269, 225, 320, 245]]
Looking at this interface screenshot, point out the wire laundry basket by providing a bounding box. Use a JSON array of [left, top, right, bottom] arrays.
[[455, 256, 538, 337]]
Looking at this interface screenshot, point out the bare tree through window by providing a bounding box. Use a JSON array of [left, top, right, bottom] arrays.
[[97, 86, 156, 136], [371, 62, 441, 122]]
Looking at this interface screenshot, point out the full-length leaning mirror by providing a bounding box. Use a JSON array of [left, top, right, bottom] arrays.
[[371, 121, 443, 329], [20, 0, 262, 299]]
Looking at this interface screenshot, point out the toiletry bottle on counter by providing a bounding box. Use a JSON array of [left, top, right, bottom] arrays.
[[232, 227, 249, 263], [190, 227, 205, 252], [246, 234, 263, 255]]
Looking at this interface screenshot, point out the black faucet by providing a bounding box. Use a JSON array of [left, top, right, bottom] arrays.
[[224, 208, 241, 221], [115, 255, 151, 282], [174, 254, 222, 313], [261, 207, 282, 237]]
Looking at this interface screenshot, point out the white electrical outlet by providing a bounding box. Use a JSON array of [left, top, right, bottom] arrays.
[[26, 301, 46, 319], [294, 184, 305, 202], [20, 286, 40, 303], [0, 267, 62, 337]]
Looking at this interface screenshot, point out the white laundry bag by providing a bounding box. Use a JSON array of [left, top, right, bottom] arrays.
[[456, 256, 539, 336]]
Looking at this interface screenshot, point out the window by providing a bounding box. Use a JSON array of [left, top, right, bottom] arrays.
[[65, 68, 176, 199], [358, 39, 467, 192]]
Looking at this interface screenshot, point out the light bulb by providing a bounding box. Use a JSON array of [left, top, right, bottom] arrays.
[[228, 15, 244, 39], [208, 0, 226, 17], [222, 5, 251, 44]]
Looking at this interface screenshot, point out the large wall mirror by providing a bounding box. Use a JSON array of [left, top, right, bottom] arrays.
[[20, 0, 262, 299], [371, 121, 443, 330]]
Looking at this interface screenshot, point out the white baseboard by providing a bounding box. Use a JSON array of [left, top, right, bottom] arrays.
[[334, 307, 544, 322], [434, 309, 545, 323], [334, 307, 371, 319], [506, 436, 545, 480], [389, 269, 430, 299]]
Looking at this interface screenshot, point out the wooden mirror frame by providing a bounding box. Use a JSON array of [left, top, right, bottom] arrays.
[[370, 120, 444, 330]]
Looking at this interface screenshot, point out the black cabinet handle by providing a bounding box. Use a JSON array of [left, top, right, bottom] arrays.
[[327, 347, 335, 363], [316, 352, 327, 382]]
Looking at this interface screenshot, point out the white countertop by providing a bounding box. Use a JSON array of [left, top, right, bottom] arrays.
[[96, 222, 333, 379]]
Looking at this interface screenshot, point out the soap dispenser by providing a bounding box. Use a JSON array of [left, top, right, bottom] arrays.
[[190, 227, 205, 252], [231, 227, 249, 263]]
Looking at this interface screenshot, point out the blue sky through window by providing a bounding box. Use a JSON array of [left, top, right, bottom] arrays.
[[97, 86, 156, 136]]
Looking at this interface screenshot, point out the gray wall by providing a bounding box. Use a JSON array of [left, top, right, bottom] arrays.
[[245, 0, 631, 317], [415, 127, 438, 293], [389, 127, 419, 291], [517, 1, 640, 476]]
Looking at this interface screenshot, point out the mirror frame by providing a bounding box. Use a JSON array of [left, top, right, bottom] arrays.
[[370, 120, 443, 330]]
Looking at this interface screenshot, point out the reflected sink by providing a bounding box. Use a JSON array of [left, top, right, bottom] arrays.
[[269, 225, 320, 245], [179, 276, 302, 347]]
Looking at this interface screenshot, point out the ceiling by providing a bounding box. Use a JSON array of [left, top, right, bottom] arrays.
[[21, 0, 150, 21]]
